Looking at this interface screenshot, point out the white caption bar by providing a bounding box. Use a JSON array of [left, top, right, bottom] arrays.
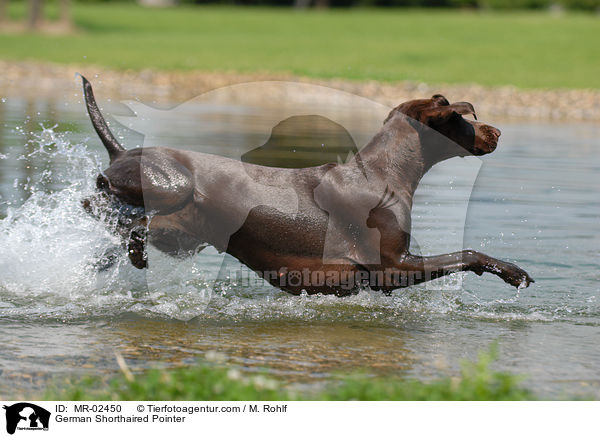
[[1, 401, 597, 437]]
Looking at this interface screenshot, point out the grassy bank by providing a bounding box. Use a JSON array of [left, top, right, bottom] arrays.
[[1, 4, 599, 89], [47, 347, 534, 401]]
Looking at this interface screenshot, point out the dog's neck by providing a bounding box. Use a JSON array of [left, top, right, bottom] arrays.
[[357, 115, 453, 197]]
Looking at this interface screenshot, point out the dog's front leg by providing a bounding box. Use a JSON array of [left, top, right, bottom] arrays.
[[127, 226, 148, 269], [392, 250, 534, 289]]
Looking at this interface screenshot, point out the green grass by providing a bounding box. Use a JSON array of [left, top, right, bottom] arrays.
[[47, 346, 534, 401], [0, 3, 599, 89]]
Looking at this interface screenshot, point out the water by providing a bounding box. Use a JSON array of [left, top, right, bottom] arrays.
[[0, 88, 599, 399]]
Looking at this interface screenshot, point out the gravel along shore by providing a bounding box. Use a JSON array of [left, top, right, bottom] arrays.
[[1, 60, 599, 122]]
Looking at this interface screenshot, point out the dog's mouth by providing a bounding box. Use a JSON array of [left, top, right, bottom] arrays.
[[477, 138, 498, 155]]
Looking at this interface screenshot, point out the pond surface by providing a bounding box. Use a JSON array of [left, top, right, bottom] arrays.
[[0, 84, 599, 399]]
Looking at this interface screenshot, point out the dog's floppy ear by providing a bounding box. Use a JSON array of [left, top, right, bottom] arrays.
[[421, 102, 477, 126], [384, 96, 475, 126], [449, 102, 477, 119]]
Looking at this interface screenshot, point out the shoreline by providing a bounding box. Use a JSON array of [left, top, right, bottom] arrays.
[[1, 60, 599, 121]]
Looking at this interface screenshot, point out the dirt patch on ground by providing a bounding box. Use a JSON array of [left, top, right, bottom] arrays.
[[1, 60, 599, 121]]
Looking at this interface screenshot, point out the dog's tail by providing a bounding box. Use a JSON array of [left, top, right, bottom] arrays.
[[79, 74, 126, 163]]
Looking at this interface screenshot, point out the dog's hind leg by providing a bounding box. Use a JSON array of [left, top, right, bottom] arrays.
[[99, 149, 196, 217], [127, 225, 148, 269], [81, 75, 195, 216], [91, 227, 148, 271]]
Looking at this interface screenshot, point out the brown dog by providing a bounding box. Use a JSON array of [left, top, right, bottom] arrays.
[[81, 77, 533, 296]]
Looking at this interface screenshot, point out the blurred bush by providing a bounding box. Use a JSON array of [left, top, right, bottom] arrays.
[[15, 0, 595, 12], [478, 0, 551, 9], [560, 0, 600, 9], [189, 0, 600, 9]]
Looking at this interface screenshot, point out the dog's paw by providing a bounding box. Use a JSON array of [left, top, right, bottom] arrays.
[[497, 262, 535, 289]]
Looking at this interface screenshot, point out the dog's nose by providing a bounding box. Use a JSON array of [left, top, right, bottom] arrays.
[[490, 127, 501, 138]]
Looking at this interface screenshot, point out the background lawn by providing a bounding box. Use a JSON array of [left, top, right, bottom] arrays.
[[0, 3, 599, 89]]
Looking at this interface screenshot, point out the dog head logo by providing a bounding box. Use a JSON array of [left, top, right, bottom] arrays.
[[3, 403, 50, 435]]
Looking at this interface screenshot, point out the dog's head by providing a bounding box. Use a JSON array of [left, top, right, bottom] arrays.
[[384, 94, 500, 157]]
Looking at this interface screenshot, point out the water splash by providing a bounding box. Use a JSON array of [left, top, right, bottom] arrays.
[[0, 128, 211, 321], [0, 128, 593, 325]]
